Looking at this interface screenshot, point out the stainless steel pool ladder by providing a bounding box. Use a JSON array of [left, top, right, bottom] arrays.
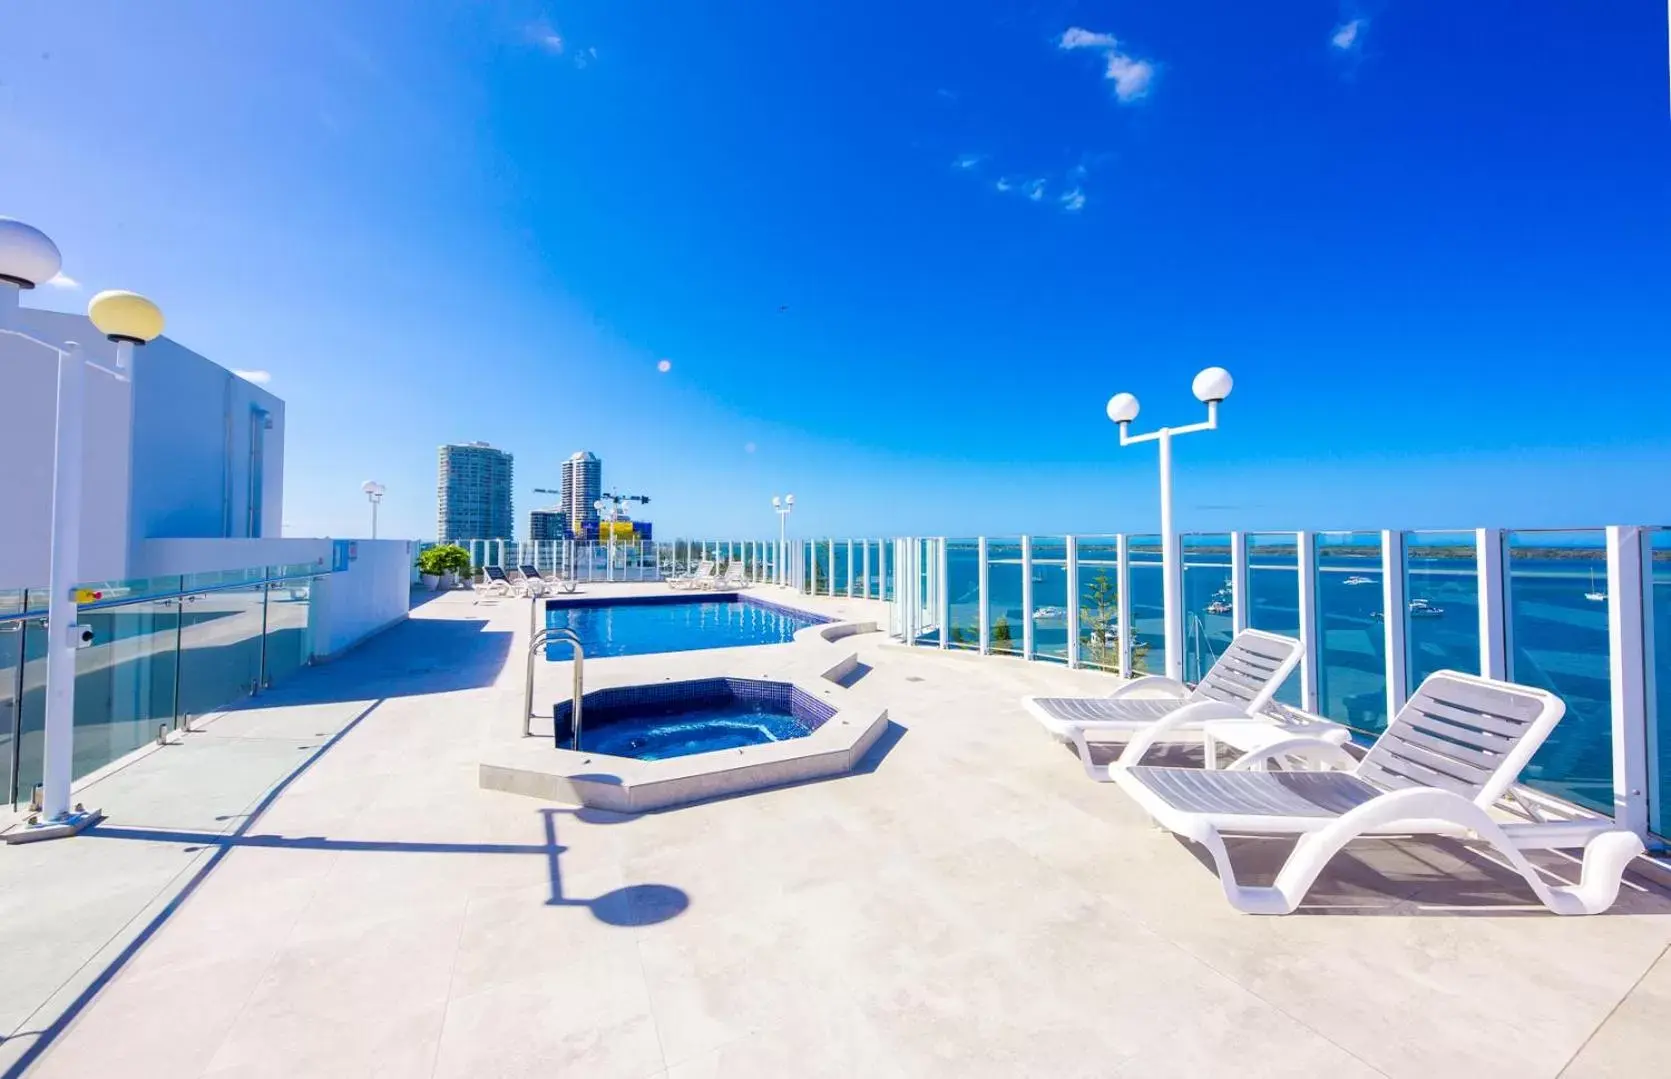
[[526, 627, 584, 748]]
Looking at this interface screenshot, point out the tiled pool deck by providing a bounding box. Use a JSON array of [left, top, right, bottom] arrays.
[[1, 583, 1668, 1077]]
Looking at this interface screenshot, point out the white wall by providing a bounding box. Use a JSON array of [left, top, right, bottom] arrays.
[[0, 316, 135, 588], [308, 539, 413, 660], [0, 305, 285, 591]]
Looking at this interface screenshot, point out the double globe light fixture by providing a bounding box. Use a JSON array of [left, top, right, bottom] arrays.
[[0, 216, 165, 838]]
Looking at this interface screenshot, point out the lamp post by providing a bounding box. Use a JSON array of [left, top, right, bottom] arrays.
[[1106, 366, 1233, 683], [361, 481, 385, 539], [0, 218, 164, 839], [772, 494, 794, 587]]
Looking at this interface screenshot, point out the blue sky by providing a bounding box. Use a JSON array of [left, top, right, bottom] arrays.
[[3, 2, 1668, 540]]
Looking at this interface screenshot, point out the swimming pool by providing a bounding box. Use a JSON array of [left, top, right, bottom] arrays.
[[555, 677, 835, 760], [544, 594, 830, 658]]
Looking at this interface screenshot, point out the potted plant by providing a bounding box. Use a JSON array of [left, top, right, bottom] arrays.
[[418, 544, 471, 590]]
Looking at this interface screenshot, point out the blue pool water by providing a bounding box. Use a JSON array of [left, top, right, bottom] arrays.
[[545, 595, 828, 658], [555, 677, 835, 761], [581, 699, 810, 760]]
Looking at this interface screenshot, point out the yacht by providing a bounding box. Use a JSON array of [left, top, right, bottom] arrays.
[[1205, 600, 1232, 615], [1373, 598, 1446, 620], [1032, 605, 1068, 621], [1584, 568, 1606, 603], [1343, 575, 1376, 586]]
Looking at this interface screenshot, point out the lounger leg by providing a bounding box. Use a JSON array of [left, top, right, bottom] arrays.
[[1258, 790, 1644, 916]]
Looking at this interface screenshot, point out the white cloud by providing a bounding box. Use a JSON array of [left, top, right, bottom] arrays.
[[1059, 28, 1117, 50], [529, 21, 564, 54], [954, 153, 983, 170], [994, 177, 1013, 192], [1025, 179, 1046, 202], [45, 272, 79, 289], [1060, 189, 1086, 212], [233, 369, 272, 385], [1057, 26, 1156, 103], [1104, 54, 1155, 102], [1332, 18, 1364, 50]]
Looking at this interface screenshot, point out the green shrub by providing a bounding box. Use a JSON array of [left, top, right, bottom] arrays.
[[418, 544, 471, 576], [992, 616, 1014, 654]]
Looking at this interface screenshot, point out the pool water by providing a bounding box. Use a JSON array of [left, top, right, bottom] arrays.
[[555, 677, 837, 761], [580, 699, 810, 760], [545, 595, 828, 658]]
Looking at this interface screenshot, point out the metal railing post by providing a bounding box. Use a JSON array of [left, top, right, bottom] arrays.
[[1607, 526, 1650, 840], [1476, 528, 1508, 680], [1297, 530, 1320, 712], [1065, 536, 1081, 669], [1229, 531, 1249, 635], [977, 537, 990, 653], [1021, 535, 1035, 661], [1382, 530, 1409, 720]]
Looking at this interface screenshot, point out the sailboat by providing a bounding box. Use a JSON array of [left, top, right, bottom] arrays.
[[1584, 567, 1606, 603]]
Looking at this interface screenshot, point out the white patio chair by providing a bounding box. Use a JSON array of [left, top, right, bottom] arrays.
[[476, 566, 514, 597], [1022, 630, 1317, 771], [1108, 670, 1643, 915], [521, 564, 576, 595], [668, 561, 715, 590], [717, 562, 750, 589]]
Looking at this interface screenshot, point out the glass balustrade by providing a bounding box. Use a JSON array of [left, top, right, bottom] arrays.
[[984, 538, 1023, 655], [1181, 533, 1233, 685], [1246, 533, 1301, 706], [1507, 529, 1612, 815], [1074, 536, 1121, 673], [945, 539, 981, 650], [1127, 535, 1164, 677], [1031, 536, 1068, 663], [1403, 531, 1481, 690], [2, 565, 326, 808], [1314, 531, 1387, 734]]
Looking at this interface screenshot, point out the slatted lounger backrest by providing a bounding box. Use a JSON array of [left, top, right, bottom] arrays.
[[1355, 670, 1565, 807], [1189, 630, 1303, 713]]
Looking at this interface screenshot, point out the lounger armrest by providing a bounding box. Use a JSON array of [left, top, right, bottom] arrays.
[[1106, 675, 1191, 701], [1068, 725, 1120, 782], [1227, 736, 1358, 773], [1116, 700, 1251, 767]]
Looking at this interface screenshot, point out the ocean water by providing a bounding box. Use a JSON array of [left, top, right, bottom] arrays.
[[919, 540, 1671, 818]]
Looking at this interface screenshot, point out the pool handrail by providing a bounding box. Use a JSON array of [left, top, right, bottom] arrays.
[[526, 626, 585, 746]]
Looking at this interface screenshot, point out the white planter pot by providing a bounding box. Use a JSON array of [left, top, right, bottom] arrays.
[[421, 574, 441, 591], [442, 571, 460, 589]]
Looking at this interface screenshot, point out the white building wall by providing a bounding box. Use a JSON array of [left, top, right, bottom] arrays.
[[308, 540, 413, 660], [0, 314, 134, 587], [0, 306, 284, 590]]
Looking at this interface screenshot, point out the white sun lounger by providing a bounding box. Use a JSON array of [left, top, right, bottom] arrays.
[[1022, 629, 1311, 770], [668, 561, 715, 590], [1108, 670, 1643, 915]]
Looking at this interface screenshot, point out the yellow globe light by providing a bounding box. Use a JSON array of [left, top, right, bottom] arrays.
[[87, 289, 165, 345]]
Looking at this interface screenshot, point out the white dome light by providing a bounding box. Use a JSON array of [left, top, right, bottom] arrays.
[[0, 217, 63, 289], [1192, 366, 1233, 403], [1105, 392, 1140, 424]]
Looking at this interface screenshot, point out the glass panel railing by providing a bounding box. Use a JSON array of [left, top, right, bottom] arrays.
[[881, 539, 894, 602], [1508, 529, 1612, 814], [945, 539, 981, 650], [833, 542, 849, 597], [177, 583, 267, 721], [14, 615, 47, 807], [71, 597, 180, 782], [985, 538, 1022, 655], [1182, 533, 1233, 685], [1652, 528, 1670, 839], [1074, 536, 1121, 672], [1, 590, 27, 806], [1031, 536, 1068, 663], [1315, 531, 1386, 734], [1246, 533, 1300, 706], [1404, 531, 1480, 690], [1128, 535, 1164, 676], [262, 576, 315, 686]]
